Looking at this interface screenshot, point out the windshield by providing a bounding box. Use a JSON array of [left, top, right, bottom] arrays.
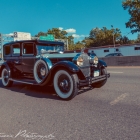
[[37, 44, 64, 54]]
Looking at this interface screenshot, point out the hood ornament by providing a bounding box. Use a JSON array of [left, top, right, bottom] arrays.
[[81, 47, 85, 53]]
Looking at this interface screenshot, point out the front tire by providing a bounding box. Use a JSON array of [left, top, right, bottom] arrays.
[[53, 70, 78, 100], [1, 68, 13, 87], [92, 68, 107, 88]]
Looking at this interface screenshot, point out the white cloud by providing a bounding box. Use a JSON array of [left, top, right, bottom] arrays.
[[58, 27, 88, 40], [9, 33, 14, 36], [59, 27, 63, 31], [72, 34, 88, 39], [80, 35, 86, 37], [72, 34, 80, 38], [65, 28, 76, 33]]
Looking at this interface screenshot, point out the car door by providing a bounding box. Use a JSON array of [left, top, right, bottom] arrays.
[[11, 43, 23, 72], [22, 42, 36, 74]]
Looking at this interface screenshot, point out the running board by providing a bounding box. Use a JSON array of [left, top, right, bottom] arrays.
[[9, 78, 38, 85]]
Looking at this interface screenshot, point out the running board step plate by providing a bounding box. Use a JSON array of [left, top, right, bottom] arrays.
[[9, 78, 38, 85]]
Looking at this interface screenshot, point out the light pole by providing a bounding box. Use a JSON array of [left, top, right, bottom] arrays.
[[111, 25, 115, 49], [0, 33, 3, 59]]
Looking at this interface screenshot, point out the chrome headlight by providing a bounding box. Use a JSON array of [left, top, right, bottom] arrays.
[[77, 57, 84, 66], [73, 53, 89, 67], [93, 56, 98, 64]]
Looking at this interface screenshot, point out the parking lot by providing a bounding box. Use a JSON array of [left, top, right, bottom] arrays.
[[0, 67, 140, 140]]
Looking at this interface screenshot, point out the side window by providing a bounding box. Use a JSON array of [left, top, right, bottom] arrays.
[[134, 47, 140, 50], [4, 45, 11, 56], [23, 43, 34, 55], [12, 44, 20, 56], [104, 49, 109, 52]]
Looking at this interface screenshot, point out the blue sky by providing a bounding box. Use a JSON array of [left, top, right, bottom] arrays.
[[0, 0, 138, 42]]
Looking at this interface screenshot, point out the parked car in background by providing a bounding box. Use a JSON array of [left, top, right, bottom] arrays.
[[105, 53, 123, 57], [0, 40, 110, 100]]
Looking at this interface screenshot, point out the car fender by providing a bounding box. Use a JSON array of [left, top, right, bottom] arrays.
[[42, 57, 53, 70], [98, 60, 107, 68], [51, 61, 80, 73], [40, 61, 85, 86]]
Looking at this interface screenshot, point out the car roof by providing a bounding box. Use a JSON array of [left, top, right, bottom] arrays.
[[4, 40, 64, 46], [108, 53, 121, 54], [106, 53, 121, 55]]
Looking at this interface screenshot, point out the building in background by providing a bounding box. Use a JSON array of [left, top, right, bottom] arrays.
[[88, 44, 140, 57]]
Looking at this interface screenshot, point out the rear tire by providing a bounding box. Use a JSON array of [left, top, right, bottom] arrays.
[[1, 68, 13, 87], [53, 70, 78, 100], [92, 68, 107, 88]]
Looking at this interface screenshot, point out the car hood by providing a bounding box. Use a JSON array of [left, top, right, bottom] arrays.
[[42, 53, 79, 59]]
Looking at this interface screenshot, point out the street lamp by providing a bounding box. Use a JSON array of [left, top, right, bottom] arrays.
[[111, 25, 115, 49]]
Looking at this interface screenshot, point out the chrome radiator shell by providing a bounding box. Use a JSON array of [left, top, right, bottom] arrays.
[[73, 53, 90, 77]]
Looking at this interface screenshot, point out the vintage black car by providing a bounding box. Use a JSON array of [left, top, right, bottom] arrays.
[[0, 40, 110, 100]]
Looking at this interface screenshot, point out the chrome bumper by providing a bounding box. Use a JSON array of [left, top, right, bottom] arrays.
[[79, 73, 110, 87]]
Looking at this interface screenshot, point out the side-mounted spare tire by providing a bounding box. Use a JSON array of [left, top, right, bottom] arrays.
[[1, 68, 13, 87], [53, 70, 79, 100], [33, 60, 49, 84]]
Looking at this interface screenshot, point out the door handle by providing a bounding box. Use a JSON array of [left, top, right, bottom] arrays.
[[14, 60, 20, 64]]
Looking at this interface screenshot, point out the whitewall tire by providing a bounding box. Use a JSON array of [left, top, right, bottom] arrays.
[[53, 70, 78, 100], [1, 68, 13, 87]]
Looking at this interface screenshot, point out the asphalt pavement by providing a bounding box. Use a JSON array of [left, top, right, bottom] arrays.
[[0, 67, 140, 140]]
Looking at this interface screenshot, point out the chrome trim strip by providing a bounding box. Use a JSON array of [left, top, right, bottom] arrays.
[[9, 78, 34, 85]]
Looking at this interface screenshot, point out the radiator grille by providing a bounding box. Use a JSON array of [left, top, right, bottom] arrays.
[[80, 53, 90, 77]]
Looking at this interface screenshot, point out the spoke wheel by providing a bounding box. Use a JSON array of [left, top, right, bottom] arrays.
[[1, 68, 13, 87], [53, 70, 78, 100]]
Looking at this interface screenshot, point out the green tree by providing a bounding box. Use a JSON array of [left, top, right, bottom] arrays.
[[135, 33, 140, 42], [35, 28, 68, 39], [84, 27, 121, 47], [122, 0, 140, 33], [75, 41, 84, 50], [35, 31, 47, 37], [119, 35, 130, 44], [35, 28, 74, 50], [82, 37, 94, 47]]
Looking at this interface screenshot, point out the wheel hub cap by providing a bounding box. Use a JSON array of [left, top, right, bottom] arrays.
[[40, 67, 46, 76], [60, 80, 68, 87], [58, 74, 70, 93]]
